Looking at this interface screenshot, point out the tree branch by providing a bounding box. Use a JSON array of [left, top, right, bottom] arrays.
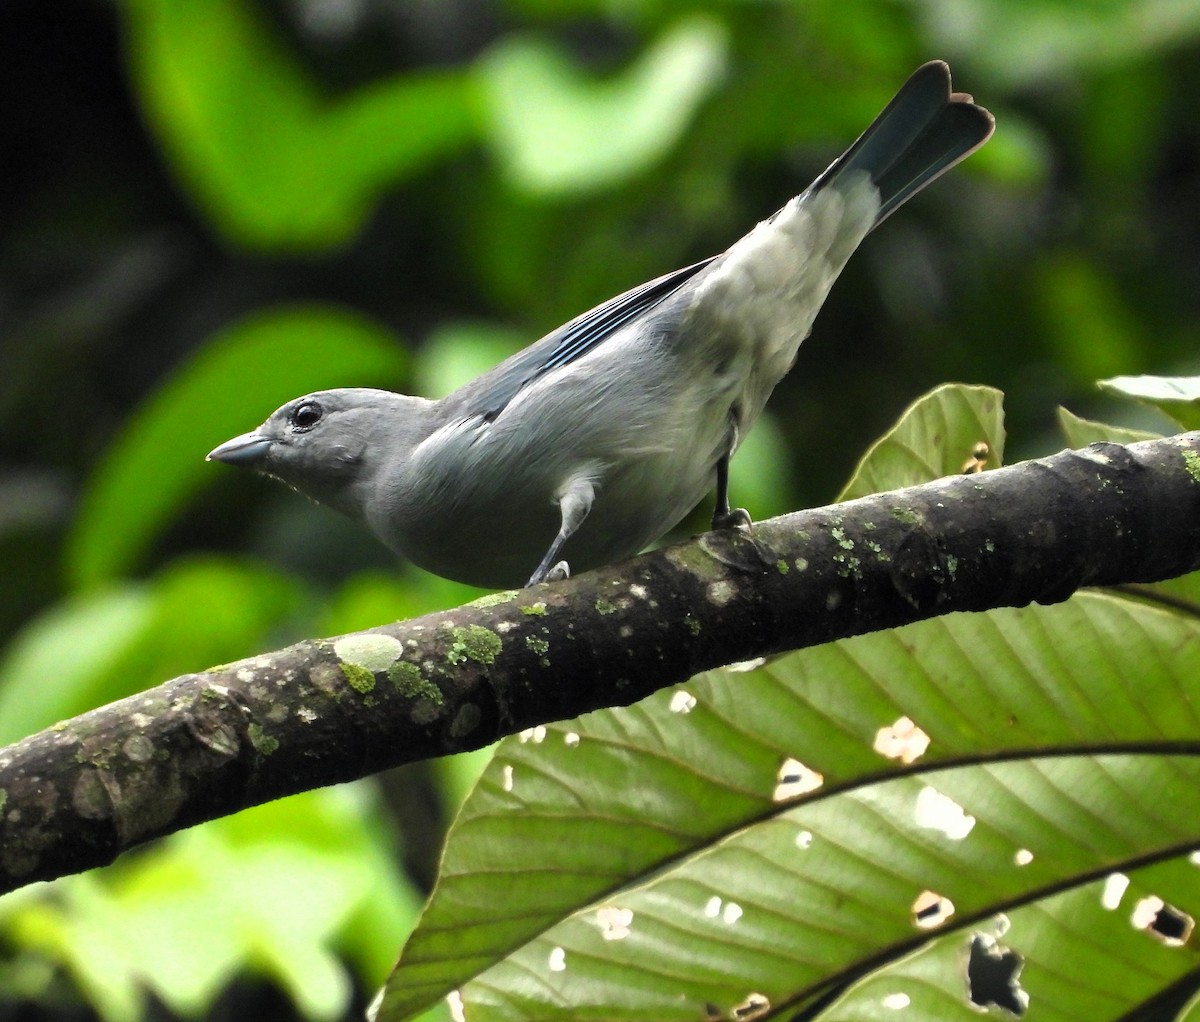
[[3, 434, 1200, 894]]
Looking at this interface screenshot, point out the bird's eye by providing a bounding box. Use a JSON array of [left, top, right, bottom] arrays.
[[290, 401, 324, 430]]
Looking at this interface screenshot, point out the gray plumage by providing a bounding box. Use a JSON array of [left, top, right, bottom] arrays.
[[208, 61, 993, 589]]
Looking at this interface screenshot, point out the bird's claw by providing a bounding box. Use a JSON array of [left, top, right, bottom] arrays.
[[544, 561, 571, 583], [712, 507, 753, 531], [527, 560, 571, 586]]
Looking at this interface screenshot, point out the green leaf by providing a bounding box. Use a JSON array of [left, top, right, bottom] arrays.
[[122, 0, 478, 249], [378, 591, 1200, 1020], [837, 384, 1005, 501], [1098, 374, 1200, 431], [478, 17, 727, 196], [821, 858, 1200, 1019], [67, 305, 407, 589], [1057, 405, 1161, 447]]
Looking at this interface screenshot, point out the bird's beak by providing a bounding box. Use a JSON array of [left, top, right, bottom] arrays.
[[207, 431, 274, 465]]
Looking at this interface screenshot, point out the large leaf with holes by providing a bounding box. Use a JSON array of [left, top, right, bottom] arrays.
[[378, 591, 1200, 1021]]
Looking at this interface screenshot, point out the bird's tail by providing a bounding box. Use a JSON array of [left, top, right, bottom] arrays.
[[812, 60, 994, 226]]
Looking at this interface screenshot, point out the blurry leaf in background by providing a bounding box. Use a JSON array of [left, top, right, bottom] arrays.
[[1032, 253, 1144, 381], [1098, 374, 1200, 431], [478, 16, 727, 196], [0, 586, 153, 745], [964, 109, 1051, 188], [915, 0, 1200, 84], [321, 571, 486, 641], [67, 305, 407, 590], [413, 322, 529, 399], [837, 383, 1005, 501], [1079, 61, 1169, 200], [0, 557, 302, 745], [1057, 405, 1161, 447], [0, 785, 421, 1022], [725, 410, 792, 522], [122, 0, 479, 249]]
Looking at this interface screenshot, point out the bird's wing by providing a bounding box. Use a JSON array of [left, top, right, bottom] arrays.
[[537, 257, 715, 374], [454, 257, 716, 422]]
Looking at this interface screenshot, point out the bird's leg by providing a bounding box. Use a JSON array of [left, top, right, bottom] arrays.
[[711, 416, 752, 531], [526, 478, 595, 586]]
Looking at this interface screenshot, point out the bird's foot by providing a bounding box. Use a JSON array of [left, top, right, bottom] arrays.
[[544, 560, 571, 583], [712, 507, 753, 531], [527, 560, 571, 586]]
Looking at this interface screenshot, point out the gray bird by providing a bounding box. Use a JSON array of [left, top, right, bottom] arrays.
[[209, 60, 993, 589]]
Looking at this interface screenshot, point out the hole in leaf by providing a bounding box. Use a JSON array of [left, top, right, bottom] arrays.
[[773, 757, 823, 801], [967, 933, 1028, 1016], [731, 993, 770, 1020], [912, 889, 955, 929], [874, 716, 930, 763], [1132, 896, 1194, 946], [1101, 873, 1130, 910], [596, 906, 634, 941], [669, 689, 697, 713], [914, 786, 975, 839]]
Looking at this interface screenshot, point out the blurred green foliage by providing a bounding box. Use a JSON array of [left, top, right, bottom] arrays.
[[1, 0, 1198, 1018]]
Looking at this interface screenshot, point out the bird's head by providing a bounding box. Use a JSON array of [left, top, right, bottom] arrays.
[[207, 388, 430, 516]]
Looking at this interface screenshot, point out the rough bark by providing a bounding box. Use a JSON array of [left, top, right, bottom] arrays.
[[2, 434, 1200, 895]]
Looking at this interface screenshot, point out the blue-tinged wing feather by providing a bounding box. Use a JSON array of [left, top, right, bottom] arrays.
[[450, 257, 715, 422]]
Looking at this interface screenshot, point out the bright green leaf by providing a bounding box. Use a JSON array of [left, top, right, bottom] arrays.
[[67, 306, 407, 589], [0, 557, 302, 745], [415, 322, 528, 400], [837, 384, 1005, 501], [0, 786, 423, 1021], [1098, 374, 1200, 431], [0, 586, 153, 746], [479, 17, 727, 196], [122, 0, 478, 249]]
